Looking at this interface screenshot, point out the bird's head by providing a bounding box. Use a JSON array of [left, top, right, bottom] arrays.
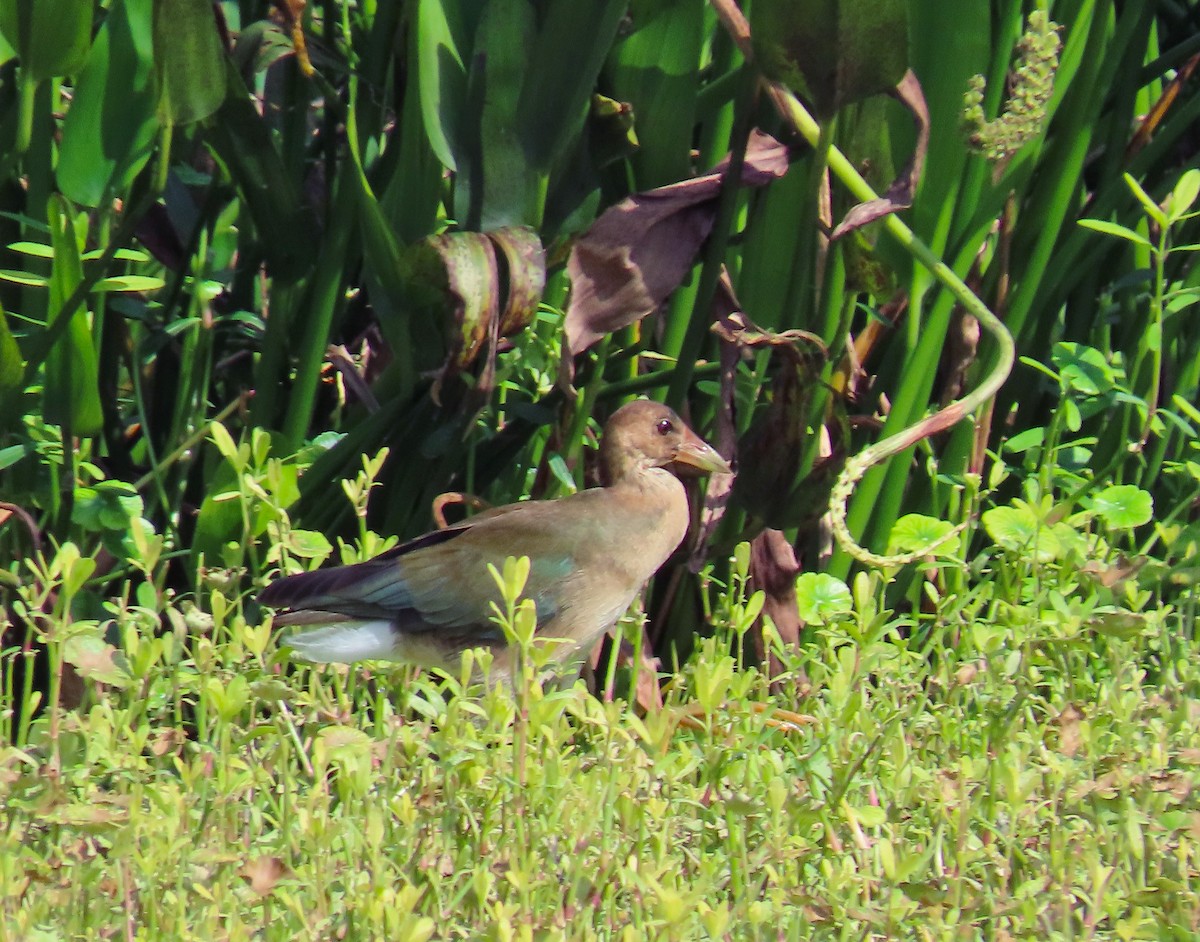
[[599, 400, 731, 485]]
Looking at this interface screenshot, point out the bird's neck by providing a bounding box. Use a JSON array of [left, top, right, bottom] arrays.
[[606, 464, 685, 503]]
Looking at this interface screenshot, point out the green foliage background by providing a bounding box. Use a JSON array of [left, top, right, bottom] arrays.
[[0, 0, 1196, 611], [0, 0, 1199, 937]]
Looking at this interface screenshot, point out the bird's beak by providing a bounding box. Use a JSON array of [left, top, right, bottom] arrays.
[[673, 428, 732, 475]]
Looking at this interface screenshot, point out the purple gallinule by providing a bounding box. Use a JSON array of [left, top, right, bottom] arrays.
[[259, 400, 730, 676]]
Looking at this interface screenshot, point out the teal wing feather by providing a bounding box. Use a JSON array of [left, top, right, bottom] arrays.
[[260, 508, 577, 639]]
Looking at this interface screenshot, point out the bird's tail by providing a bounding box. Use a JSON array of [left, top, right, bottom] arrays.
[[281, 620, 400, 663]]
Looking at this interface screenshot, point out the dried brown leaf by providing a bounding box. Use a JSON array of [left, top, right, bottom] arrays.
[[749, 529, 802, 682], [1056, 703, 1084, 758], [421, 226, 546, 404], [830, 71, 929, 240], [565, 131, 791, 354], [725, 315, 824, 529], [242, 855, 289, 897], [62, 635, 131, 688]]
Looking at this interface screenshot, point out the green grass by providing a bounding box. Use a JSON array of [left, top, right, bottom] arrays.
[[3, 541, 1198, 940]]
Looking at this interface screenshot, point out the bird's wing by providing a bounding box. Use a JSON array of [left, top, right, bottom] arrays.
[[258, 525, 465, 623], [260, 503, 580, 637]]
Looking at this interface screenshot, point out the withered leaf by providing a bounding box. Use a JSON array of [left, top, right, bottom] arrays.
[[750, 0, 909, 119], [1056, 704, 1084, 758], [63, 634, 132, 688], [722, 312, 826, 529], [242, 855, 289, 897], [749, 529, 802, 682], [427, 231, 500, 378], [490, 226, 546, 336], [830, 71, 929, 240], [416, 226, 546, 403], [565, 131, 791, 354]]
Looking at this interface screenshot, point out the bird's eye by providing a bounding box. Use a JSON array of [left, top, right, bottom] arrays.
[[656, 418, 674, 436]]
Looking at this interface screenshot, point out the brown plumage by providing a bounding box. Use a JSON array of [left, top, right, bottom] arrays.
[[259, 400, 730, 677]]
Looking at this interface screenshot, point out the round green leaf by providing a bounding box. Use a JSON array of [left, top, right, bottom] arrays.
[[63, 634, 132, 687], [1051, 342, 1114, 396], [316, 725, 372, 762], [795, 573, 852, 623], [982, 506, 1061, 561], [286, 529, 334, 560], [887, 514, 955, 555], [1088, 484, 1153, 529]]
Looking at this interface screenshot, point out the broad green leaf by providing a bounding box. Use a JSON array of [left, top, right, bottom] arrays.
[[849, 804, 887, 827], [230, 19, 296, 75], [415, 0, 475, 172], [0, 300, 22, 393], [1168, 168, 1200, 221], [63, 634, 132, 687], [284, 529, 333, 560], [205, 62, 315, 276], [153, 0, 227, 126], [1123, 172, 1167, 228], [378, 20, 444, 246], [1003, 427, 1045, 454], [795, 573, 852, 623], [547, 453, 576, 493], [0, 437, 20, 473], [1088, 484, 1152, 530], [1051, 342, 1114, 396], [1061, 397, 1082, 433], [1087, 609, 1147, 639], [6, 240, 53, 258], [206, 674, 249, 722], [92, 274, 165, 293], [751, 0, 908, 118], [208, 421, 240, 463], [249, 678, 295, 702], [315, 725, 372, 763], [82, 247, 151, 263], [44, 195, 102, 435], [1165, 288, 1200, 315], [1171, 394, 1200, 428], [349, 153, 417, 355], [0, 0, 93, 80], [465, 0, 538, 229], [72, 480, 144, 532], [0, 269, 47, 287], [1076, 218, 1151, 247], [191, 464, 254, 567], [887, 514, 954, 555], [982, 505, 1060, 562], [516, 0, 627, 172], [1049, 521, 1088, 560], [608, 0, 704, 188], [58, 0, 157, 207]]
